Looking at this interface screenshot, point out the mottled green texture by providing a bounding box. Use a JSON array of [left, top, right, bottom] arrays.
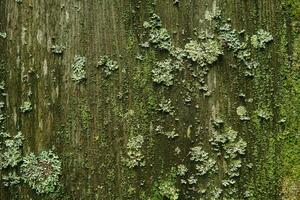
[[0, 0, 295, 199], [21, 150, 62, 194]]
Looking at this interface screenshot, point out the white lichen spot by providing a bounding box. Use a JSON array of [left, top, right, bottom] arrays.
[[71, 55, 86, 82], [20, 101, 32, 113], [0, 32, 7, 39]]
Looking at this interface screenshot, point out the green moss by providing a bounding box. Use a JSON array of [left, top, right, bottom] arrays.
[[71, 55, 86, 82], [21, 150, 62, 194]]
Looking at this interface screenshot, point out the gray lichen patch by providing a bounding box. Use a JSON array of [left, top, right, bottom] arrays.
[[0, 32, 7, 39], [97, 56, 119, 77], [218, 23, 259, 76], [189, 146, 216, 176], [71, 55, 86, 82], [51, 44, 65, 54], [21, 150, 62, 194], [236, 106, 250, 121], [152, 59, 179, 86], [143, 14, 172, 51], [2, 171, 21, 187], [124, 135, 145, 168], [0, 132, 24, 169], [184, 38, 223, 67], [157, 98, 174, 114], [251, 29, 273, 49], [155, 125, 178, 139], [20, 101, 32, 113]]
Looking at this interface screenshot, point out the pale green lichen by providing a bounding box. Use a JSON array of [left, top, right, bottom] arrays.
[[97, 56, 119, 77], [251, 29, 273, 49], [152, 59, 179, 86], [15, 0, 22, 4], [190, 146, 216, 176], [218, 23, 259, 76], [2, 171, 21, 187], [0, 32, 7, 39], [21, 150, 62, 194], [157, 179, 179, 200], [51, 45, 65, 54], [71, 55, 86, 82], [0, 132, 24, 169], [124, 135, 145, 168], [177, 164, 188, 176], [20, 101, 32, 113], [155, 125, 178, 139], [236, 105, 250, 121], [157, 98, 174, 114], [184, 38, 223, 67], [143, 14, 172, 51]]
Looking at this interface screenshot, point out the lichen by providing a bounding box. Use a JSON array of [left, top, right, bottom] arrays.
[[2, 171, 21, 187], [157, 180, 179, 200], [21, 150, 62, 194], [236, 105, 250, 121], [0, 32, 7, 39], [124, 135, 145, 168], [177, 164, 188, 176], [155, 125, 178, 139], [157, 98, 174, 114], [51, 45, 65, 54], [184, 38, 223, 67], [97, 56, 119, 77], [20, 101, 32, 113], [0, 132, 24, 169], [218, 23, 259, 76], [71, 55, 86, 82], [152, 59, 178, 86], [190, 146, 216, 176], [251, 29, 273, 49], [143, 14, 172, 51]]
